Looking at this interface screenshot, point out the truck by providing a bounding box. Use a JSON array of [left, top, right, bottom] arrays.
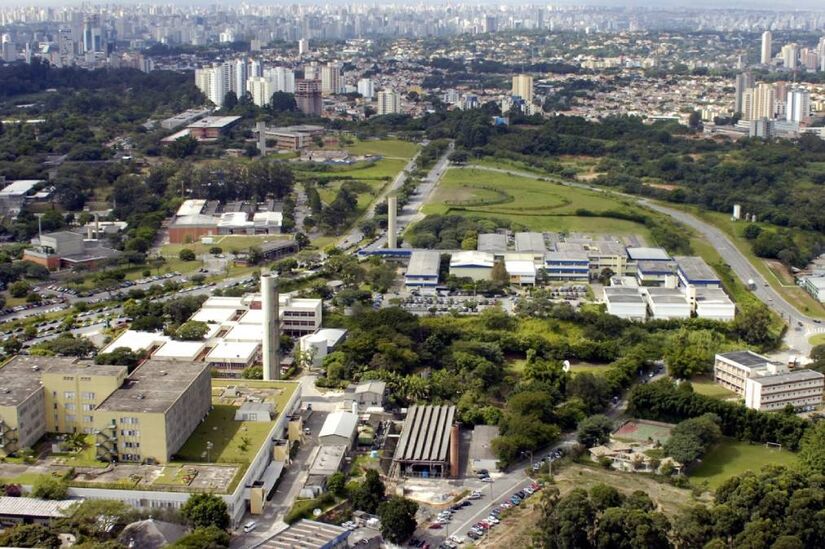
[[747, 278, 757, 290]]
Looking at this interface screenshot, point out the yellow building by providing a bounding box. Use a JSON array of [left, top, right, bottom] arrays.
[[94, 360, 211, 464], [41, 361, 127, 435], [0, 356, 50, 453], [512, 74, 534, 103]]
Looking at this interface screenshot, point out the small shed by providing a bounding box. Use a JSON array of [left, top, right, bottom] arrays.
[[234, 402, 274, 422]]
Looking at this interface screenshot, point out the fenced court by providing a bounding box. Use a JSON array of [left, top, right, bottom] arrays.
[[613, 419, 675, 445]]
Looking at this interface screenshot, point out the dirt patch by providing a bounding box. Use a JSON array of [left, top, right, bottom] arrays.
[[643, 182, 681, 191], [764, 259, 795, 285], [477, 463, 708, 547]]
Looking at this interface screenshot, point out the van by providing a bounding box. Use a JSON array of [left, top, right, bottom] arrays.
[[243, 521, 257, 533]]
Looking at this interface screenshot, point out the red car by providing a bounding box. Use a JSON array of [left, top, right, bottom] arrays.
[[428, 523, 443, 529]]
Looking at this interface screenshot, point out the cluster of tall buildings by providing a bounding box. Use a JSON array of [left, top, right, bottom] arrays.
[[195, 59, 295, 107], [760, 31, 825, 71], [734, 73, 811, 124]]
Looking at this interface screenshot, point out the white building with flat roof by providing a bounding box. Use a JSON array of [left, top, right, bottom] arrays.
[[405, 251, 440, 288], [643, 288, 690, 320], [504, 258, 536, 285], [603, 287, 646, 321], [102, 330, 168, 355], [205, 341, 260, 375], [745, 369, 824, 412], [449, 251, 494, 281], [152, 340, 206, 362]]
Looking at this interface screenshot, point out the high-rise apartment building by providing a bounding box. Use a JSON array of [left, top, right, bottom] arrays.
[[247, 76, 272, 107], [298, 38, 309, 55], [320, 62, 343, 95], [781, 43, 799, 70], [819, 37, 825, 71], [195, 64, 229, 107], [295, 79, 322, 116], [761, 31, 772, 65], [743, 82, 776, 121], [233, 58, 248, 96], [357, 78, 374, 99], [800, 49, 819, 71], [266, 67, 295, 93], [512, 74, 534, 103], [377, 90, 401, 115], [787, 88, 811, 123], [734, 72, 753, 115]]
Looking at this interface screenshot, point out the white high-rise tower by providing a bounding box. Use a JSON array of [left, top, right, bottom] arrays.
[[761, 31, 772, 65], [261, 272, 280, 381]]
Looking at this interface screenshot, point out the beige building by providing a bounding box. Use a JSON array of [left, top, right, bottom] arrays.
[[0, 356, 210, 464], [742, 83, 775, 121], [715, 351, 824, 412], [512, 74, 534, 103], [377, 90, 401, 116], [94, 360, 211, 464]]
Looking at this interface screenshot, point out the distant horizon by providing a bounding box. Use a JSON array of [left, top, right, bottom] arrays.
[[1, 1, 825, 11]]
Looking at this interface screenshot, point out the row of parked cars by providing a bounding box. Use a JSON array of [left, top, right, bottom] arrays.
[[464, 482, 542, 543]]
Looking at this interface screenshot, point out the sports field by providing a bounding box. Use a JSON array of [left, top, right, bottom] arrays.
[[690, 439, 799, 490], [423, 167, 650, 236], [613, 419, 674, 445]]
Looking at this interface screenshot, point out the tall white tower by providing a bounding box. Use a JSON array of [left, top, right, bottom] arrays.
[[761, 31, 772, 65], [261, 272, 280, 381], [387, 196, 398, 249]]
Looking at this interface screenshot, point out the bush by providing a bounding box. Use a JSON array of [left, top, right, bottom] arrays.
[[31, 475, 69, 500], [179, 249, 196, 261], [284, 493, 335, 524]]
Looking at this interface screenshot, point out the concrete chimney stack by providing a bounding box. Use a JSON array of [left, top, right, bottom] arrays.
[[256, 121, 267, 155], [261, 272, 280, 380], [387, 196, 398, 249]]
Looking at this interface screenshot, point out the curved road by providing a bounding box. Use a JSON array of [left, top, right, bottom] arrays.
[[458, 164, 823, 356]]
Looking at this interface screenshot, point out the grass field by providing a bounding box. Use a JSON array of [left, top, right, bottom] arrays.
[[809, 333, 825, 346], [344, 138, 418, 159], [690, 377, 737, 400], [423, 167, 650, 236], [690, 439, 799, 490]]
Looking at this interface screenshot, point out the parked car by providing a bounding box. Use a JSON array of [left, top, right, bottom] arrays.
[[242, 521, 257, 533]]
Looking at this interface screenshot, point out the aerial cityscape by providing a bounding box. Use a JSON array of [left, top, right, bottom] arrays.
[[1, 2, 825, 548]]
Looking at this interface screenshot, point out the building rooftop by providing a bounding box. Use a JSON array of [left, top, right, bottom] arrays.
[[478, 233, 507, 252], [175, 199, 207, 217], [258, 519, 350, 549], [101, 330, 168, 354], [604, 287, 645, 303], [393, 405, 455, 463], [546, 251, 589, 261], [626, 247, 671, 261], [0, 356, 57, 406], [0, 496, 76, 518], [514, 232, 546, 253], [749, 368, 825, 386], [42, 360, 126, 378], [675, 256, 720, 283], [450, 250, 494, 268], [354, 380, 386, 395], [717, 350, 774, 369], [308, 444, 347, 477], [152, 340, 206, 361], [187, 116, 242, 129], [637, 260, 676, 274], [407, 250, 441, 278], [191, 307, 238, 324], [223, 323, 264, 342], [202, 296, 245, 309], [96, 360, 208, 414], [205, 341, 259, 363], [319, 411, 358, 440], [504, 259, 536, 276], [0, 179, 42, 197]]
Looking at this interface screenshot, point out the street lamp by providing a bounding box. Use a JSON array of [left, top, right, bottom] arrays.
[[206, 441, 214, 463]]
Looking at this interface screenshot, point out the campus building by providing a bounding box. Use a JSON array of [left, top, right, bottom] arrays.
[[23, 230, 120, 271], [0, 356, 209, 463], [715, 351, 825, 411], [405, 251, 440, 288], [261, 124, 325, 151], [545, 251, 590, 281], [448, 251, 494, 281], [167, 199, 283, 244], [391, 405, 458, 479]]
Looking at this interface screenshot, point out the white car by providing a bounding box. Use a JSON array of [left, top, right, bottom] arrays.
[[242, 521, 257, 533]]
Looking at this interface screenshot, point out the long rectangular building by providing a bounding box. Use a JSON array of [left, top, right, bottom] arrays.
[[391, 405, 457, 478]]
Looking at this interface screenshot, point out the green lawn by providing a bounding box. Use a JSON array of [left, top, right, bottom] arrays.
[[809, 333, 825, 346], [423, 166, 651, 236], [690, 439, 799, 490], [690, 377, 737, 400], [345, 138, 419, 159], [175, 381, 297, 464]]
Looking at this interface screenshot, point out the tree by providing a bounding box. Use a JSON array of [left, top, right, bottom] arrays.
[[168, 526, 230, 549], [179, 248, 196, 261], [491, 260, 509, 284], [209, 246, 223, 256], [577, 415, 613, 448], [688, 111, 702, 130], [9, 280, 30, 298], [744, 224, 762, 240], [31, 475, 69, 500], [664, 328, 722, 378], [663, 414, 721, 465], [181, 493, 230, 530], [269, 91, 298, 113], [95, 347, 143, 370], [377, 496, 418, 544], [327, 471, 347, 498], [350, 469, 385, 514], [733, 305, 774, 347], [589, 483, 623, 511], [57, 499, 136, 540], [223, 91, 238, 110], [672, 505, 714, 548], [0, 524, 60, 549], [568, 373, 611, 414], [167, 135, 199, 159], [175, 320, 209, 341], [798, 420, 825, 475], [597, 267, 615, 285], [535, 488, 595, 549]]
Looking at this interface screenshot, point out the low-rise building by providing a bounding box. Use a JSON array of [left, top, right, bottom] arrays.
[[745, 369, 824, 412], [391, 405, 458, 479], [626, 247, 671, 265], [318, 411, 358, 449], [0, 179, 44, 216], [545, 251, 590, 281], [674, 256, 721, 288], [643, 287, 691, 320], [22, 230, 120, 271], [514, 232, 546, 264], [348, 381, 386, 409], [802, 276, 825, 302], [263, 124, 325, 150], [635, 261, 677, 287], [477, 233, 508, 257], [160, 108, 211, 130], [603, 287, 646, 321], [449, 250, 494, 281], [693, 287, 736, 321], [714, 350, 778, 394], [168, 199, 282, 244], [0, 497, 76, 527], [504, 258, 536, 285], [258, 519, 350, 549], [405, 250, 440, 288]]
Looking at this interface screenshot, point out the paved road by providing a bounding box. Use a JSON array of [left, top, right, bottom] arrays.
[[461, 164, 824, 356], [361, 142, 453, 253], [337, 150, 423, 250]]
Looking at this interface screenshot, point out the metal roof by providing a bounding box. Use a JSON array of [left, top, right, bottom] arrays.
[[514, 232, 546, 253], [626, 247, 671, 261], [478, 233, 507, 252], [407, 250, 441, 278], [674, 256, 720, 283], [393, 405, 455, 463], [717, 350, 773, 368], [0, 496, 76, 518], [749, 369, 824, 386], [318, 411, 358, 441]]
